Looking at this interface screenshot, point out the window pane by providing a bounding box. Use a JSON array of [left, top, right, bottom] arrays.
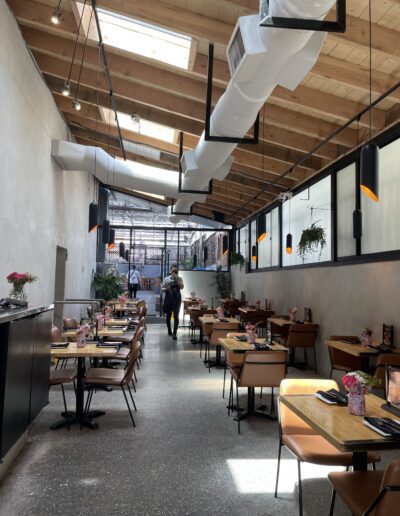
[[282, 176, 332, 266], [361, 139, 400, 254], [337, 163, 356, 257], [271, 208, 280, 266], [240, 224, 249, 262]]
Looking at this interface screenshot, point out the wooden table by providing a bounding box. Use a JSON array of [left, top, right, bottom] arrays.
[[187, 307, 217, 342], [199, 316, 240, 366], [106, 318, 131, 326], [239, 307, 275, 324], [269, 317, 295, 327], [280, 393, 400, 470], [325, 339, 400, 370], [62, 328, 127, 339], [51, 343, 120, 430], [220, 298, 246, 316], [219, 337, 288, 354]]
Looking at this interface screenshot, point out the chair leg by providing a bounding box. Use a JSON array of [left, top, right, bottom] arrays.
[[131, 379, 136, 392], [236, 382, 240, 434], [222, 363, 227, 398], [260, 387, 263, 399], [330, 367, 333, 379], [329, 489, 336, 516], [127, 384, 137, 412], [133, 369, 138, 383], [313, 347, 317, 373], [228, 376, 233, 415], [274, 440, 282, 497], [121, 385, 136, 428], [60, 384, 70, 431], [270, 387, 275, 415], [297, 460, 303, 516]]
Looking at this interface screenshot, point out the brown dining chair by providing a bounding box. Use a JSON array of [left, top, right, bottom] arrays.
[[229, 350, 287, 434], [49, 367, 77, 430], [373, 354, 400, 396], [275, 379, 381, 516], [63, 317, 79, 330], [328, 335, 365, 378], [328, 459, 400, 515], [204, 321, 240, 373], [84, 329, 144, 430], [222, 332, 246, 398], [284, 323, 319, 372]]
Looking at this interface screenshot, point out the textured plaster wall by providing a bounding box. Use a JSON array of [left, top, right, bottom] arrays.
[[0, 0, 97, 319], [231, 261, 400, 376]]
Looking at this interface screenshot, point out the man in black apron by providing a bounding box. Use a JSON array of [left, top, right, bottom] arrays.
[[161, 264, 184, 340]]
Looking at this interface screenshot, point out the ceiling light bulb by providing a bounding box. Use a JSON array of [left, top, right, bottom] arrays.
[[51, 10, 61, 24], [72, 99, 81, 111], [62, 81, 70, 96]]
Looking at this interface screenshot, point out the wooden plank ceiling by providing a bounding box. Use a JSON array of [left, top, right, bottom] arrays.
[[7, 0, 400, 225]]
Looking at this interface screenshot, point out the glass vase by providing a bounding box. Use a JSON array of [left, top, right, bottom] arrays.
[[247, 331, 256, 345], [77, 337, 86, 348], [10, 285, 27, 303], [348, 394, 365, 416]]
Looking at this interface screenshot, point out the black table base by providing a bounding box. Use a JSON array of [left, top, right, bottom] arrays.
[[231, 387, 277, 421]]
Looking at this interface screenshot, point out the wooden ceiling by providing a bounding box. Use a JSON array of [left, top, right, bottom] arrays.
[[7, 0, 400, 225]]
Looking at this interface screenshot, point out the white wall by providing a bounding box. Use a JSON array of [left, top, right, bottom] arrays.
[[231, 261, 400, 376], [180, 271, 219, 308], [0, 0, 96, 318]]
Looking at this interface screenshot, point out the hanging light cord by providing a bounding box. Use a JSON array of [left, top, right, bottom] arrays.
[[74, 8, 93, 101], [66, 0, 87, 85], [368, 0, 372, 143], [55, 0, 63, 13]]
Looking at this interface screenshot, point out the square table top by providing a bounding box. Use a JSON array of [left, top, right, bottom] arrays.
[[280, 393, 400, 452], [51, 342, 120, 359], [199, 316, 239, 325], [113, 304, 139, 312], [325, 339, 400, 357], [105, 318, 131, 326], [62, 328, 127, 338], [269, 317, 296, 327], [219, 337, 288, 353], [239, 306, 272, 314], [220, 298, 245, 304]]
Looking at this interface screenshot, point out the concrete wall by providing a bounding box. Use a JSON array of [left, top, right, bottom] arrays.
[[231, 261, 400, 376], [0, 0, 96, 319]]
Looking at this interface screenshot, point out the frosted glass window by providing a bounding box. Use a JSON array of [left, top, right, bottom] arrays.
[[258, 214, 270, 268], [235, 229, 240, 254], [271, 208, 280, 266], [250, 221, 257, 270], [282, 175, 332, 266], [337, 163, 356, 257], [362, 139, 400, 254], [240, 224, 248, 261]]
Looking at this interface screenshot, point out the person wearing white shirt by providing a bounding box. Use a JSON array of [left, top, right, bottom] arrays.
[[129, 265, 141, 299]]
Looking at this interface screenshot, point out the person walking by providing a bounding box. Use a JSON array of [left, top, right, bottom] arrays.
[[161, 264, 184, 340], [129, 265, 141, 299]]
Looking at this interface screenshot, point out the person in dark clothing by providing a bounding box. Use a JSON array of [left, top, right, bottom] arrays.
[[161, 264, 184, 340]]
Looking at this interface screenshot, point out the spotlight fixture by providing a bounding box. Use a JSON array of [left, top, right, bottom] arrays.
[[108, 229, 115, 250], [257, 213, 266, 243], [88, 202, 98, 233], [286, 233, 293, 255], [62, 81, 70, 97], [72, 98, 81, 111], [51, 0, 63, 25], [251, 245, 257, 263], [360, 143, 379, 202], [102, 220, 110, 244], [222, 235, 229, 255], [119, 242, 125, 258]]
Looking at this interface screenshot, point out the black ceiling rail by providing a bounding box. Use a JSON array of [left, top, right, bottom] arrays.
[[231, 78, 400, 219], [92, 0, 126, 160], [204, 43, 259, 144]]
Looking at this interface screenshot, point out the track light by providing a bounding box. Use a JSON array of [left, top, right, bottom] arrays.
[[360, 143, 379, 202], [102, 220, 110, 244], [119, 242, 125, 258], [108, 229, 115, 250], [222, 235, 229, 255], [72, 98, 81, 111], [257, 213, 266, 243], [286, 234, 293, 255], [62, 81, 70, 97], [251, 245, 257, 263], [88, 202, 98, 233]]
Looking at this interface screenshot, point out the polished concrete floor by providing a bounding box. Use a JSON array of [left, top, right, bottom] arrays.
[[0, 324, 393, 515]]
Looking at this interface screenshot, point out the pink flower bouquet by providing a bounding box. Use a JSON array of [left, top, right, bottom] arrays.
[[104, 306, 112, 320], [216, 306, 224, 318], [119, 294, 127, 306], [246, 323, 256, 344], [76, 324, 91, 348], [96, 313, 105, 329], [342, 370, 381, 415]]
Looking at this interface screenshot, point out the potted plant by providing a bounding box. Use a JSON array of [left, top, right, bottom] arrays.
[[212, 265, 231, 299], [298, 221, 327, 262], [231, 253, 245, 271], [92, 271, 124, 301]]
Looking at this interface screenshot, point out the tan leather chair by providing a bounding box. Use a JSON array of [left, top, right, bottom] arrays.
[[373, 354, 400, 396], [285, 323, 319, 372], [229, 350, 287, 434], [275, 379, 381, 516], [84, 327, 144, 429], [204, 322, 240, 373], [328, 335, 365, 378], [328, 459, 400, 516], [63, 317, 79, 330]]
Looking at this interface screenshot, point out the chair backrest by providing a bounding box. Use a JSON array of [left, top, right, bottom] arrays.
[[286, 323, 319, 348], [123, 327, 144, 384], [327, 335, 364, 371], [374, 354, 400, 389], [63, 317, 78, 329], [239, 351, 287, 388], [209, 323, 240, 345], [279, 378, 338, 436], [87, 305, 93, 318], [51, 325, 62, 342], [376, 459, 400, 515]]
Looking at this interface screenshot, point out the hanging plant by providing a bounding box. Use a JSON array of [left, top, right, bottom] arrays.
[[297, 221, 327, 262], [231, 253, 245, 271]]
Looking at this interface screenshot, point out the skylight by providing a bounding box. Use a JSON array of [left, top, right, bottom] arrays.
[[76, 1, 192, 70], [100, 107, 177, 144]]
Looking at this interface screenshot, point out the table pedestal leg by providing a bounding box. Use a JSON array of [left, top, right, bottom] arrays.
[[352, 451, 368, 471]]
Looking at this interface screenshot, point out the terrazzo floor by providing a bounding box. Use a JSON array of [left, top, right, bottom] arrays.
[[0, 325, 395, 516]]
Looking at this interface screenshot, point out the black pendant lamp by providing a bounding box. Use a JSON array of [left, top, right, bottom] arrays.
[[102, 220, 110, 244], [119, 242, 125, 258], [257, 213, 266, 243], [203, 246, 208, 263], [251, 244, 257, 263], [88, 202, 98, 233], [193, 254, 198, 268], [286, 233, 293, 255], [222, 234, 229, 255], [125, 249, 129, 262], [108, 229, 115, 250]]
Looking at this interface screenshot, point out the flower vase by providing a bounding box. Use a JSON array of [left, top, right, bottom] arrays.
[[10, 285, 27, 303], [77, 337, 86, 348], [247, 331, 256, 345], [348, 394, 365, 416]]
